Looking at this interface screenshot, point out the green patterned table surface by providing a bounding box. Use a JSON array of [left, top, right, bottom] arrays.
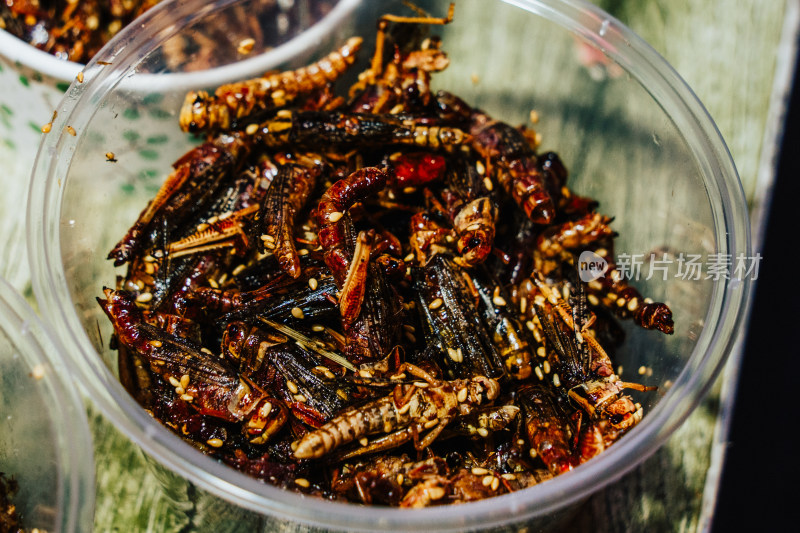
[[0, 0, 795, 531]]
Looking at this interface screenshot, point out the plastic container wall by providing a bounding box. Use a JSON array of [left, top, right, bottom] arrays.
[[28, 0, 750, 531]]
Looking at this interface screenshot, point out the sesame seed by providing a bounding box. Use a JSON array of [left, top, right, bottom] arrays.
[[181, 394, 194, 402], [457, 387, 468, 403], [477, 428, 489, 437], [328, 211, 344, 223], [445, 234, 455, 243], [168, 376, 181, 388], [237, 37, 256, 55], [359, 369, 373, 378], [404, 253, 415, 262], [150, 340, 162, 348], [427, 487, 445, 500], [359, 437, 369, 446], [312, 324, 325, 332], [535, 366, 544, 380], [175, 387, 185, 396], [429, 298, 443, 310], [587, 294, 600, 306], [536, 346, 545, 358], [308, 278, 318, 290], [529, 448, 538, 458], [448, 347, 460, 362], [136, 292, 153, 303], [291, 307, 304, 319], [208, 279, 219, 289], [493, 296, 507, 306], [298, 248, 309, 256], [232, 264, 246, 276], [526, 320, 536, 332], [483, 177, 493, 191], [245, 123, 259, 135], [206, 438, 223, 448], [286, 380, 299, 394], [397, 474, 404, 485], [31, 364, 45, 380], [627, 298, 639, 312], [295, 478, 310, 488], [294, 394, 307, 403], [638, 366, 647, 375], [501, 473, 516, 480], [471, 467, 488, 475], [553, 374, 561, 387], [520, 297, 528, 314], [491, 477, 500, 491], [529, 109, 539, 123], [482, 475, 494, 487], [41, 122, 52, 133], [542, 360, 551, 374]]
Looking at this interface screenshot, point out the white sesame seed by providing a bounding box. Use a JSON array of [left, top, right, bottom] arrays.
[[491, 477, 500, 491], [181, 394, 194, 402], [457, 387, 468, 403], [295, 478, 310, 488], [359, 437, 369, 446], [477, 428, 489, 437], [553, 374, 561, 387], [482, 475, 494, 487], [291, 307, 304, 319], [31, 364, 45, 380], [529, 448, 538, 458], [471, 467, 488, 475], [535, 366, 544, 380], [427, 487, 445, 500], [206, 438, 223, 448], [493, 296, 507, 306], [136, 292, 153, 303], [638, 365, 647, 375], [429, 298, 443, 310], [328, 211, 344, 223], [501, 473, 516, 480]]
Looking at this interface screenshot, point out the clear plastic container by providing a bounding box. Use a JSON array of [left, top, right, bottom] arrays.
[[27, 0, 751, 531], [0, 277, 95, 532]]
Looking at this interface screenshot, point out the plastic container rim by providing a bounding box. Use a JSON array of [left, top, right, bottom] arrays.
[[27, 0, 751, 530]]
